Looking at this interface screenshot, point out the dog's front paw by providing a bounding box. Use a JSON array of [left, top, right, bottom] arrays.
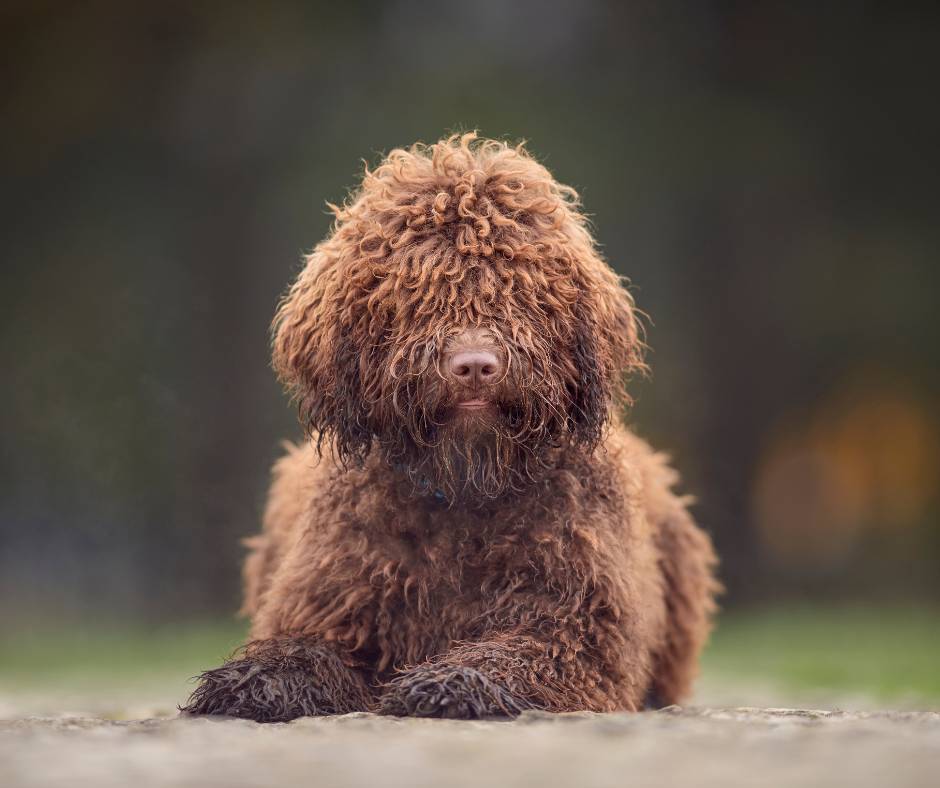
[[180, 637, 370, 723], [379, 664, 529, 719]]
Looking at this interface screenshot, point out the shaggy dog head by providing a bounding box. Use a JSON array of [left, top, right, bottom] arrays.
[[273, 134, 644, 503]]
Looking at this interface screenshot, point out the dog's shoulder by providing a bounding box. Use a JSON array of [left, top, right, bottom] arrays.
[[262, 438, 332, 537], [600, 423, 690, 513]]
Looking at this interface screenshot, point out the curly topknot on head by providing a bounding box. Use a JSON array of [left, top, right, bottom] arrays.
[[345, 132, 584, 263], [271, 133, 645, 499]]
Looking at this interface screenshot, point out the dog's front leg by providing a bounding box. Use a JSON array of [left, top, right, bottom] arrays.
[[180, 635, 372, 722], [378, 632, 614, 719]]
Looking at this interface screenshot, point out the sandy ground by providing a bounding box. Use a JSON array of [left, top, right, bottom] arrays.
[[1, 706, 938, 788]]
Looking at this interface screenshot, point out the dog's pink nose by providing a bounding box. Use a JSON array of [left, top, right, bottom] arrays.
[[448, 349, 502, 387]]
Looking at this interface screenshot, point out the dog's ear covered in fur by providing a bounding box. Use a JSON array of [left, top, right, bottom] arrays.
[[567, 269, 645, 450], [272, 250, 374, 466]]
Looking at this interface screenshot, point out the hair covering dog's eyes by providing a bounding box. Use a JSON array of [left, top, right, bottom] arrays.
[[271, 133, 645, 500]]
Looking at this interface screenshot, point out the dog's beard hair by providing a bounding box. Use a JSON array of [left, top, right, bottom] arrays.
[[376, 359, 569, 504], [381, 411, 558, 504], [391, 421, 548, 503]]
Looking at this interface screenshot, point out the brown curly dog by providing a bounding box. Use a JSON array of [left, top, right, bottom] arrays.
[[181, 133, 719, 722]]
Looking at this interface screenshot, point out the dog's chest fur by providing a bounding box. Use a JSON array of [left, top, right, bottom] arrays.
[[274, 450, 633, 674]]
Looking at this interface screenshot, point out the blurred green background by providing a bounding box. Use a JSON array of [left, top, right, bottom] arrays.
[[1, 1, 938, 711]]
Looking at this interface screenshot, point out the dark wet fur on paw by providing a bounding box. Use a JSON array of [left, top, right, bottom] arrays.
[[180, 636, 371, 722], [379, 664, 530, 719]]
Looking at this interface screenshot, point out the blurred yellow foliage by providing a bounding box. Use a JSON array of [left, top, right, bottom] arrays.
[[753, 374, 939, 565]]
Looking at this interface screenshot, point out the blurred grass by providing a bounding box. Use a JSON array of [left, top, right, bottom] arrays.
[[0, 620, 248, 687], [700, 605, 940, 704], [0, 606, 937, 713], [0, 620, 249, 715]]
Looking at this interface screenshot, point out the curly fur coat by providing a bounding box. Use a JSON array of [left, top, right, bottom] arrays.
[[182, 134, 719, 722]]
